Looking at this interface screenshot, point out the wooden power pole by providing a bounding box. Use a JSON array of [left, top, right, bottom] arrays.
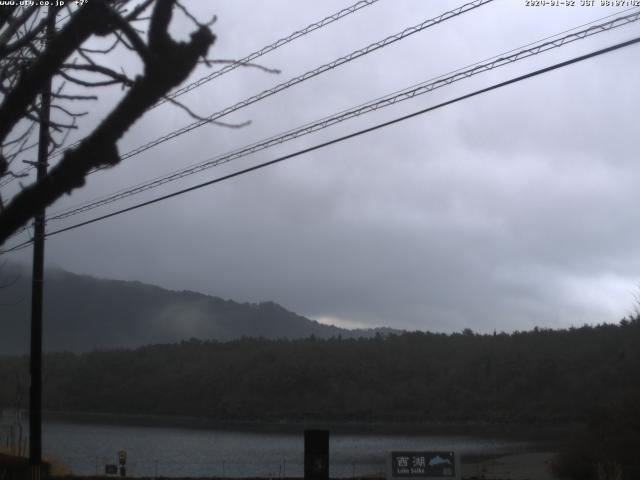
[[29, 9, 54, 479]]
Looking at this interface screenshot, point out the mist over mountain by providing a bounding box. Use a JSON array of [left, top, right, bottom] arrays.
[[0, 262, 396, 354]]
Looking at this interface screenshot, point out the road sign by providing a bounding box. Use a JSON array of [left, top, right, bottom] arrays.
[[387, 451, 460, 480], [105, 465, 118, 475]]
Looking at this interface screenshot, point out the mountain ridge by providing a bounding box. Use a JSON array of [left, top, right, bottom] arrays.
[[0, 262, 399, 354]]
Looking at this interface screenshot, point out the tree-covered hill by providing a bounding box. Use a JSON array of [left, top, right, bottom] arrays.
[[1, 320, 638, 424]]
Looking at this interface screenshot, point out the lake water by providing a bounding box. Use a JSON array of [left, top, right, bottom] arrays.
[[39, 420, 534, 477]]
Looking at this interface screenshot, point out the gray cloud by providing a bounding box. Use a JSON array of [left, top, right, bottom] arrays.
[[5, 0, 640, 333]]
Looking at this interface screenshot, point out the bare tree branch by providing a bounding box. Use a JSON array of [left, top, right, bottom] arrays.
[[164, 95, 251, 128], [51, 92, 98, 101], [200, 58, 280, 74], [175, 1, 217, 29], [0, 0, 216, 244], [0, 6, 38, 48], [61, 63, 135, 86], [0, 9, 51, 58], [58, 69, 126, 88], [124, 0, 156, 21], [0, 1, 114, 144]]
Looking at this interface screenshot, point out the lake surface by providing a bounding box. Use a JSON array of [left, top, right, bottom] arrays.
[[39, 420, 534, 477]]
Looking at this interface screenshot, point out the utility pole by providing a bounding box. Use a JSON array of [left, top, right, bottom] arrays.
[[29, 8, 54, 479]]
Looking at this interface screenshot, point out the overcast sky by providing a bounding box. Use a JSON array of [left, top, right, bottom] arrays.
[[3, 0, 640, 332]]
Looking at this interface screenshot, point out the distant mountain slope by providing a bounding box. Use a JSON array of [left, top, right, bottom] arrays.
[[0, 263, 391, 354]]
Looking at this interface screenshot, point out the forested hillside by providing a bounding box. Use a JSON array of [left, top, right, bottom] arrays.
[[1, 319, 638, 423]]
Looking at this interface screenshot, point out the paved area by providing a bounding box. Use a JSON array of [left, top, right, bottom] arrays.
[[462, 452, 557, 480]]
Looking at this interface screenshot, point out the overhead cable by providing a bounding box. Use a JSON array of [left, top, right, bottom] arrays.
[[0, 0, 381, 187], [42, 9, 640, 224], [4, 0, 494, 189], [7, 0, 494, 214], [3, 35, 638, 255], [157, 0, 380, 107], [111, 0, 494, 163]]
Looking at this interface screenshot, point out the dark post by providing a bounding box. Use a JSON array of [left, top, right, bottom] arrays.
[[304, 430, 329, 480], [29, 8, 54, 478]]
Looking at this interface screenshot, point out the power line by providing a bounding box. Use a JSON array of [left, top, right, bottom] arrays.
[[58, 0, 382, 156], [0, 0, 381, 187], [110, 0, 493, 164], [24, 0, 489, 187], [3, 35, 638, 255], [156, 0, 380, 107], [40, 9, 640, 225], [3, 0, 493, 189], [6, 7, 639, 243]]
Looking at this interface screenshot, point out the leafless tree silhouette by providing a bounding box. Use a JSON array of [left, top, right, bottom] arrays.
[[0, 0, 219, 245]]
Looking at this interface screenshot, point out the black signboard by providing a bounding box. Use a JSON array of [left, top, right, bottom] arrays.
[[390, 451, 455, 478], [105, 465, 118, 475], [304, 430, 329, 480]]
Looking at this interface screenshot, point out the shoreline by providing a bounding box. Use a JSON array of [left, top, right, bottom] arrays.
[[39, 410, 575, 438], [38, 452, 559, 480]]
